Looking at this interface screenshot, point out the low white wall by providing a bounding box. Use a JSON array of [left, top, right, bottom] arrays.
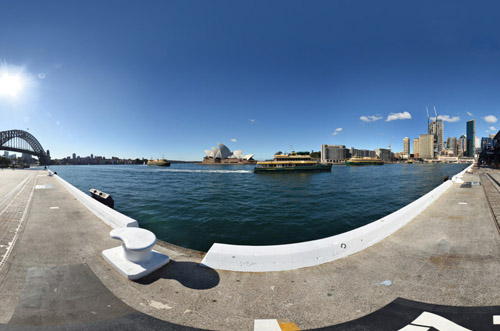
[[452, 163, 474, 183], [55, 175, 138, 228], [201, 164, 474, 272]]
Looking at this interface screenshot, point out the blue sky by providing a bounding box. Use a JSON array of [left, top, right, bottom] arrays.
[[1, 0, 499, 160]]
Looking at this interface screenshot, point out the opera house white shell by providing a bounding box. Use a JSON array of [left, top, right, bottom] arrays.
[[204, 143, 254, 161]]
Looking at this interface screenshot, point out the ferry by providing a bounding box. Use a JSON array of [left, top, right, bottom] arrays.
[[147, 159, 171, 167], [254, 153, 332, 173], [345, 157, 384, 166]]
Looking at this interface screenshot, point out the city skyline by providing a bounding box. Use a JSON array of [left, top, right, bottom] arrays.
[[1, 1, 500, 160]]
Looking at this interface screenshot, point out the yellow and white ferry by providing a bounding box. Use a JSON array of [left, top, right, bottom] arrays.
[[254, 153, 332, 173], [345, 157, 384, 166]]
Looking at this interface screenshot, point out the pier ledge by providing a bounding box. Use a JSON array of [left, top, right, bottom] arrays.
[[1, 166, 500, 330]]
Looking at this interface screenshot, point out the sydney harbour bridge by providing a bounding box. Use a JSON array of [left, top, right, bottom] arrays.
[[0, 130, 51, 165]]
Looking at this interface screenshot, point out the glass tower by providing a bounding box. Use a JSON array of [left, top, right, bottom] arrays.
[[466, 120, 475, 157]]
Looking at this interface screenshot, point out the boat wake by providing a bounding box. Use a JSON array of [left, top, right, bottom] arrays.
[[157, 169, 252, 174]]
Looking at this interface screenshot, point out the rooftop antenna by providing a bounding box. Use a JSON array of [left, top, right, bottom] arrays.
[[433, 104, 438, 119]]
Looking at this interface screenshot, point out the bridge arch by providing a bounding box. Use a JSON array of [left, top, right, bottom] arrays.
[[0, 130, 50, 165]]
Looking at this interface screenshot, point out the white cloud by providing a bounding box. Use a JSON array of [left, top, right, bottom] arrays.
[[38, 73, 46, 80], [430, 115, 460, 123], [490, 126, 496, 131], [466, 111, 473, 117], [332, 128, 342, 135], [249, 119, 256, 124], [386, 111, 412, 122], [360, 115, 382, 122], [484, 115, 498, 123], [230, 138, 237, 142]]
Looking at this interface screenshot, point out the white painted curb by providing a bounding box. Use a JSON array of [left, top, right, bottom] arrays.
[[55, 175, 138, 228], [452, 163, 474, 183], [201, 164, 474, 272]]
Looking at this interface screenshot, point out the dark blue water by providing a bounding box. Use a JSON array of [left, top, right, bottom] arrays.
[[50, 163, 466, 251]]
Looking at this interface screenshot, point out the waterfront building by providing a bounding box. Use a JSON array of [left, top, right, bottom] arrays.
[[458, 135, 467, 156], [446, 137, 457, 156], [494, 130, 500, 166], [413, 138, 419, 158], [480, 137, 494, 165], [22, 153, 32, 164], [403, 137, 410, 156], [3, 151, 8, 158], [349, 147, 375, 158], [203, 142, 255, 164], [321, 145, 347, 164], [466, 120, 475, 157], [375, 148, 391, 162], [475, 136, 481, 155], [419, 134, 434, 159]]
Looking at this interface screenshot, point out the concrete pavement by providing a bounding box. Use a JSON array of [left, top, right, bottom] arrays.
[[1, 167, 500, 330]]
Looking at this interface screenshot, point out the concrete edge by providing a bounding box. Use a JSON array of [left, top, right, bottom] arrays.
[[54, 174, 138, 228], [201, 163, 474, 272]]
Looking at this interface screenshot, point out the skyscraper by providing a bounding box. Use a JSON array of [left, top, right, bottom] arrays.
[[466, 120, 475, 157], [458, 135, 467, 156], [403, 137, 410, 155], [428, 118, 444, 155], [413, 138, 419, 158], [419, 134, 434, 159], [446, 137, 457, 156]]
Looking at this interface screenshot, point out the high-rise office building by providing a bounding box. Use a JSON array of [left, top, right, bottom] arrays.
[[413, 138, 419, 158], [428, 118, 444, 155], [458, 135, 467, 156], [466, 120, 475, 157], [446, 137, 457, 156], [419, 134, 434, 159], [403, 137, 410, 155]]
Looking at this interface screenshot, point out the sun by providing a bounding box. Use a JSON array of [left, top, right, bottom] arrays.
[[0, 64, 28, 99], [0, 72, 24, 97]]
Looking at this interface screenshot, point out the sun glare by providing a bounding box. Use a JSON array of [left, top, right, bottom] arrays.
[[0, 72, 24, 97], [0, 63, 29, 99]]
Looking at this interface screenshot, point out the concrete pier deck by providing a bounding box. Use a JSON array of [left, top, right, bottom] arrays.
[[1, 167, 500, 330]]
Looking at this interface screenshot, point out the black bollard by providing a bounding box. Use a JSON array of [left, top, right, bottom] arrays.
[[89, 188, 114, 209]]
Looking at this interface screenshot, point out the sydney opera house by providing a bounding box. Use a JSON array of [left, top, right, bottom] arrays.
[[202, 142, 256, 164]]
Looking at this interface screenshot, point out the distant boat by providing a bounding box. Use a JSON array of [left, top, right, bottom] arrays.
[[254, 152, 331, 173], [147, 159, 171, 167], [345, 157, 384, 166]]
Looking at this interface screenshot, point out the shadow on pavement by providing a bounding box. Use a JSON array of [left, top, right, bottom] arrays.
[[136, 260, 220, 289]]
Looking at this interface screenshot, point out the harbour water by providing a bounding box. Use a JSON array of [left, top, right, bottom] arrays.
[[50, 163, 467, 252]]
